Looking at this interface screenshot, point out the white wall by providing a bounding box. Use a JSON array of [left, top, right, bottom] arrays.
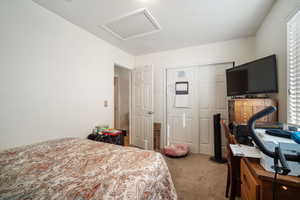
[[0, 0, 134, 149], [135, 37, 256, 122], [255, 0, 300, 122], [3, 0, 295, 150]]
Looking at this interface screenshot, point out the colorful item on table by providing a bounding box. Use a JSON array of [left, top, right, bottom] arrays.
[[291, 132, 300, 144], [101, 128, 122, 136]]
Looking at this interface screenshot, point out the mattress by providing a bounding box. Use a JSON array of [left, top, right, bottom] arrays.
[[0, 138, 177, 200]]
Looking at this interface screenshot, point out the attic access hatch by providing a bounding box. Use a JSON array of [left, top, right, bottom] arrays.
[[102, 8, 161, 40]]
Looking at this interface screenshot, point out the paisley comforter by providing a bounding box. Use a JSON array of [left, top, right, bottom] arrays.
[[0, 138, 177, 200]]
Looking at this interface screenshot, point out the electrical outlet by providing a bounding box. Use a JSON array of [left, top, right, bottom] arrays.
[[104, 100, 108, 107]]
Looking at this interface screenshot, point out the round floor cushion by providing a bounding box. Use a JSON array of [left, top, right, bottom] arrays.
[[163, 144, 189, 158]]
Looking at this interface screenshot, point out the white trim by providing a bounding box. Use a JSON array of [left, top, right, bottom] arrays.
[[114, 64, 132, 144], [116, 76, 121, 128], [102, 8, 162, 40], [150, 65, 154, 150], [129, 70, 133, 145], [164, 61, 235, 72], [162, 66, 168, 149]]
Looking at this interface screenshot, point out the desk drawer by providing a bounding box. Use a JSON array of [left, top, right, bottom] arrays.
[[261, 181, 300, 200], [241, 159, 260, 200]]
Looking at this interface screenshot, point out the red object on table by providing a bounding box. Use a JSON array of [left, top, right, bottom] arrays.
[[101, 129, 123, 136]]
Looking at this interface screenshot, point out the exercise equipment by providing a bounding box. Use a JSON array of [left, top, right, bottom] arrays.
[[248, 106, 300, 200]]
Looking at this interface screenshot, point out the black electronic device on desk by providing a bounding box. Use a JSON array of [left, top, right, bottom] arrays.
[[229, 122, 252, 145], [230, 122, 286, 145], [265, 129, 292, 139]]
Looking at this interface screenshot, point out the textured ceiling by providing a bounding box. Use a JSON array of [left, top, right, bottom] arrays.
[[33, 0, 275, 55]]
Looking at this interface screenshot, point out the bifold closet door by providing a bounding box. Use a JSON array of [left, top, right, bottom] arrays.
[[198, 64, 230, 155], [166, 67, 200, 153], [166, 63, 231, 155]]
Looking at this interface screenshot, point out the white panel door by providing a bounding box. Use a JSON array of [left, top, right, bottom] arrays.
[[166, 67, 199, 153], [132, 66, 154, 149], [198, 64, 231, 155], [166, 63, 232, 155]]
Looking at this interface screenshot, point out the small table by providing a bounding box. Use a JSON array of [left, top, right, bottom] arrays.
[[88, 130, 127, 145]]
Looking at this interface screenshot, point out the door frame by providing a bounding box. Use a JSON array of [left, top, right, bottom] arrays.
[[129, 69, 133, 145], [114, 63, 132, 144], [114, 76, 120, 129], [162, 61, 235, 151]]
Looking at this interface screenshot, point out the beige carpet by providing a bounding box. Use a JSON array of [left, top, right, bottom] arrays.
[[164, 154, 228, 200]]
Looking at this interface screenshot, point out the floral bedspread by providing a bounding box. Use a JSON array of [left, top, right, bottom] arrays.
[[0, 138, 177, 200]]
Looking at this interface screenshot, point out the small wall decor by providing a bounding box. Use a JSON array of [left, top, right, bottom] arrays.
[[175, 81, 189, 95], [175, 81, 190, 108]]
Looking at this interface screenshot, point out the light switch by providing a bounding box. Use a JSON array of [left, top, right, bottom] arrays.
[[104, 100, 108, 107]]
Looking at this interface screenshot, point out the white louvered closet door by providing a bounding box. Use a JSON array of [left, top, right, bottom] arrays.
[[288, 11, 300, 125]]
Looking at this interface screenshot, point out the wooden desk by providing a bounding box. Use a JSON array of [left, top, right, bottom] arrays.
[[239, 148, 300, 200]]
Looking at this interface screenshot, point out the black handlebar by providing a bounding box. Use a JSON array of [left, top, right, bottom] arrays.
[[275, 146, 290, 175], [247, 106, 300, 174], [248, 106, 277, 158]]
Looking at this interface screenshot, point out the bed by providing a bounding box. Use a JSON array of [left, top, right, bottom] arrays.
[[0, 138, 177, 200]]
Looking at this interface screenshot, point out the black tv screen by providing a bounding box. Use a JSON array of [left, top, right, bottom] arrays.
[[226, 55, 278, 96]]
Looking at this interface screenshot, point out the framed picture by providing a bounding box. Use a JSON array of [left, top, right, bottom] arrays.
[[175, 81, 189, 95]]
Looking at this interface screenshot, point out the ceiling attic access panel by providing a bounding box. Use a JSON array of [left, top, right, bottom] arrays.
[[102, 8, 161, 40]]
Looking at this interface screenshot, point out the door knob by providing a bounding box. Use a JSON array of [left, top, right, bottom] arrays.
[[148, 111, 154, 115]]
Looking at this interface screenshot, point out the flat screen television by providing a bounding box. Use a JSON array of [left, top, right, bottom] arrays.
[[226, 55, 278, 96]]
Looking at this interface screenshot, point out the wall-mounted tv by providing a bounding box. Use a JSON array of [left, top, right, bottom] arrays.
[[226, 55, 278, 96]]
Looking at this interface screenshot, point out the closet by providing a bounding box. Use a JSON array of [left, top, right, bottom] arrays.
[[166, 63, 233, 154]]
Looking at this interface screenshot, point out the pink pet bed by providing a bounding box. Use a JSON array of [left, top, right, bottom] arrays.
[[163, 144, 189, 158]]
